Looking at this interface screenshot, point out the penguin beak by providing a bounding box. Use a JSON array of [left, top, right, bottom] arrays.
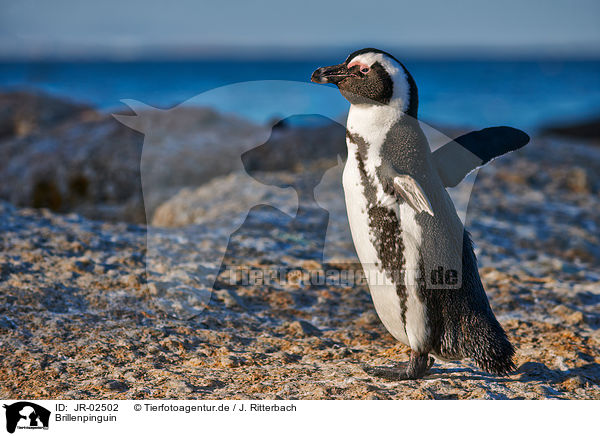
[[311, 63, 351, 85]]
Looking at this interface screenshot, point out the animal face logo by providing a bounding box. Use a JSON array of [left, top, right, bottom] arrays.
[[3, 402, 50, 434], [114, 79, 525, 319]]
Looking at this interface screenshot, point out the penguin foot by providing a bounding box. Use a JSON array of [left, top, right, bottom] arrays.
[[362, 352, 434, 381], [361, 363, 412, 380]]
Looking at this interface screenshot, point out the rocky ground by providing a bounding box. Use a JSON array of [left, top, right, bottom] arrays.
[[0, 92, 599, 399]]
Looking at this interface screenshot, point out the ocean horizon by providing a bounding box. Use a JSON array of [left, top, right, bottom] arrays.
[[1, 58, 599, 131]]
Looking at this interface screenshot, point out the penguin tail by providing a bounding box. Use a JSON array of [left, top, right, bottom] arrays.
[[466, 314, 516, 375], [457, 230, 516, 375]]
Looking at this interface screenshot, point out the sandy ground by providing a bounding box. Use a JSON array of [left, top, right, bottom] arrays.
[[1, 134, 599, 399]]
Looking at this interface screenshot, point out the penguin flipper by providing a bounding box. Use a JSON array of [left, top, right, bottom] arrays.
[[433, 126, 530, 188], [392, 175, 434, 217]]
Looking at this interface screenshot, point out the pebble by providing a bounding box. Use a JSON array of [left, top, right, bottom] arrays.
[[289, 320, 322, 337]]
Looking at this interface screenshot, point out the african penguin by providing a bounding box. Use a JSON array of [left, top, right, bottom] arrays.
[[312, 48, 529, 380]]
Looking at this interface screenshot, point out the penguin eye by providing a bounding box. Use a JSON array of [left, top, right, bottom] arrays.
[[348, 61, 370, 75]]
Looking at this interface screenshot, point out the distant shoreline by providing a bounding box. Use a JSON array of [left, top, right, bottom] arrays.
[[2, 43, 600, 63], [2, 60, 599, 131]]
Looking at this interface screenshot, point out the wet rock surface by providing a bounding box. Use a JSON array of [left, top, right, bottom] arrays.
[[1, 129, 599, 399]]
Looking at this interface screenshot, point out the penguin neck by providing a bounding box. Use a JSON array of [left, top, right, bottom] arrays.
[[347, 102, 405, 137], [346, 102, 433, 185], [346, 103, 406, 160]]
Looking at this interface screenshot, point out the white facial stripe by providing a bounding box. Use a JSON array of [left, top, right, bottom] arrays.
[[348, 53, 384, 68], [347, 52, 410, 112]]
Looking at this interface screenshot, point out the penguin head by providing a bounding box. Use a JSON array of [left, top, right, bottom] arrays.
[[311, 48, 418, 117]]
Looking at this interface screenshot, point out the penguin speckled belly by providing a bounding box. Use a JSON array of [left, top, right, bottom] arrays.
[[312, 48, 529, 380]]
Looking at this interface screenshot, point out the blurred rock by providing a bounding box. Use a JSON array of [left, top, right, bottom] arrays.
[[541, 116, 600, 141], [0, 113, 145, 222], [0, 91, 94, 140], [241, 115, 346, 174], [117, 105, 270, 217], [0, 92, 272, 223], [152, 172, 296, 227]]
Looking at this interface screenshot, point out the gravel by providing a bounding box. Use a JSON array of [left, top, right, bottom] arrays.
[[1, 131, 599, 399]]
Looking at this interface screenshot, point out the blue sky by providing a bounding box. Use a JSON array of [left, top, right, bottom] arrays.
[[1, 0, 599, 58]]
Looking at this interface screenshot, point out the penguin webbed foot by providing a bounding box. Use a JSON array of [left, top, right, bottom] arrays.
[[362, 352, 434, 381], [361, 363, 412, 381]]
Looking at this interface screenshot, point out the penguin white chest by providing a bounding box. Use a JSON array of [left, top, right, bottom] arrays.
[[343, 133, 430, 352], [342, 150, 411, 345]]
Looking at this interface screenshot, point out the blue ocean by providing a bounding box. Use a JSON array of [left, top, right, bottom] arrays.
[[1, 59, 599, 131]]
